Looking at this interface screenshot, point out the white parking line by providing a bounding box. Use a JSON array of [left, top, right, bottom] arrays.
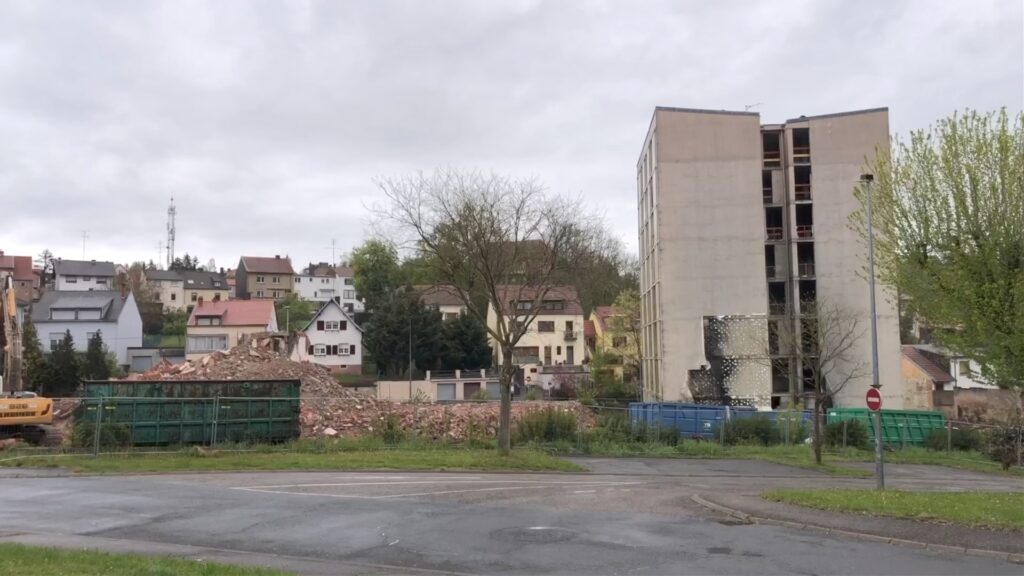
[[230, 480, 645, 500], [239, 479, 642, 490]]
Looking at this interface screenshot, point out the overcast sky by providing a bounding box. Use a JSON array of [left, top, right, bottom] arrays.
[[1, 0, 1021, 272]]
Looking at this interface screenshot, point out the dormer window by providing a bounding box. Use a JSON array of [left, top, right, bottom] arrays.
[[196, 316, 222, 326]]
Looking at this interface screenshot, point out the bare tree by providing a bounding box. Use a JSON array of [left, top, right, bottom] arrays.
[[374, 168, 606, 454], [773, 299, 868, 464]]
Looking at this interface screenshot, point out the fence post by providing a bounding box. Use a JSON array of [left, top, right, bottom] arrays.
[[719, 417, 725, 446], [92, 396, 104, 457], [783, 416, 789, 446], [843, 420, 848, 449], [210, 395, 220, 449], [946, 419, 952, 453], [1017, 426, 1022, 468]]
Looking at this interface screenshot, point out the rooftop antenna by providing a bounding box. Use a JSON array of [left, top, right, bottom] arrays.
[[325, 238, 337, 266], [744, 102, 763, 111], [166, 196, 176, 268], [81, 230, 89, 259], [156, 241, 163, 268]]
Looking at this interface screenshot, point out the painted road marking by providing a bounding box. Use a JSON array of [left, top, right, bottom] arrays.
[[230, 479, 645, 500]]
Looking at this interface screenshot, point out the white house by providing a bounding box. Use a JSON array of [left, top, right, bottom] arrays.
[[415, 284, 467, 321], [486, 285, 586, 369], [31, 290, 143, 368], [293, 262, 363, 313], [53, 259, 116, 291], [292, 299, 363, 374]]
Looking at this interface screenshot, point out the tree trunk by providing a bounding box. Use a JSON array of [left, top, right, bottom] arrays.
[[498, 348, 515, 455], [813, 394, 823, 465]]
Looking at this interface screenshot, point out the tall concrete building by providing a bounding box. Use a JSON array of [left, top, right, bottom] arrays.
[[637, 106, 903, 409]]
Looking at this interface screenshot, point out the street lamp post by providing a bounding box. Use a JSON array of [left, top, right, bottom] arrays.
[[284, 305, 290, 333], [861, 173, 885, 490], [408, 317, 413, 399]]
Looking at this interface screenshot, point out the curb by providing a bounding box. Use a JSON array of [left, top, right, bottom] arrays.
[[689, 494, 1024, 564]]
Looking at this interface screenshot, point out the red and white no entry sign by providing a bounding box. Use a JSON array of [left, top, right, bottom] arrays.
[[866, 387, 882, 412]]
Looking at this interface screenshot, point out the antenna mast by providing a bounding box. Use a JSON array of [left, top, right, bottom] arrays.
[[166, 197, 176, 268]]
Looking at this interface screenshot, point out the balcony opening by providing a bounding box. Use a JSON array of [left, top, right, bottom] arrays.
[[794, 165, 812, 201], [762, 132, 781, 168], [768, 320, 781, 355], [792, 128, 810, 164], [795, 204, 813, 238], [768, 282, 787, 315], [772, 359, 791, 394], [765, 207, 784, 241], [762, 170, 773, 204], [802, 363, 816, 392], [801, 318, 819, 355], [799, 280, 817, 314], [797, 243, 815, 277], [764, 245, 777, 279]]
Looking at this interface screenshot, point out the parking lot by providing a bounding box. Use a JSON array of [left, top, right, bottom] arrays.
[[0, 459, 1021, 575]]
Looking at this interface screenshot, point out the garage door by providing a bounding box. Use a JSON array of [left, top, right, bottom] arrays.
[[437, 383, 456, 401], [487, 382, 501, 400], [130, 355, 154, 373]]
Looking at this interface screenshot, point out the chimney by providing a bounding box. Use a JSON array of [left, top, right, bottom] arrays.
[[91, 259, 96, 263], [197, 296, 204, 307], [275, 255, 280, 259]]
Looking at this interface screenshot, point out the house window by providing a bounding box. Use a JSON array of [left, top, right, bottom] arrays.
[[314, 344, 326, 356], [82, 276, 91, 281], [197, 316, 222, 326], [86, 332, 97, 342], [272, 290, 281, 298], [187, 335, 228, 353], [65, 276, 77, 283], [321, 278, 328, 284], [256, 290, 264, 298], [537, 321, 555, 333], [565, 321, 574, 331], [96, 277, 107, 285], [515, 301, 532, 311], [256, 275, 265, 283], [343, 303, 354, 313], [322, 320, 347, 331], [170, 293, 177, 301], [556, 346, 561, 355], [612, 336, 627, 348], [344, 290, 355, 299], [272, 276, 281, 284], [958, 360, 971, 376], [294, 278, 300, 284], [344, 278, 353, 285], [542, 300, 564, 311], [191, 292, 198, 302], [49, 333, 64, 350]]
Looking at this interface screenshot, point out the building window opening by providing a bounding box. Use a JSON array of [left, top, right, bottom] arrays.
[[794, 165, 812, 200], [762, 170, 773, 204], [792, 128, 810, 163], [765, 207, 784, 241], [797, 243, 815, 277], [768, 282, 787, 315], [762, 132, 781, 168], [765, 245, 777, 279], [801, 319, 819, 355], [772, 359, 790, 394], [799, 280, 817, 314], [795, 204, 813, 238]]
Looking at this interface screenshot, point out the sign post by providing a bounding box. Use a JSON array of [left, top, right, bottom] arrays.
[[867, 386, 884, 490]]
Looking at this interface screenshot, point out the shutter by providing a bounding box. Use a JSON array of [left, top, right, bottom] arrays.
[[316, 320, 324, 331], [340, 321, 347, 331], [350, 344, 357, 355], [307, 345, 314, 355], [331, 345, 338, 356]]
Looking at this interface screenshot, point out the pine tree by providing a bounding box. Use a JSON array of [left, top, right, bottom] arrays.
[[47, 330, 80, 397], [441, 314, 492, 370], [21, 317, 48, 393], [82, 330, 111, 381]]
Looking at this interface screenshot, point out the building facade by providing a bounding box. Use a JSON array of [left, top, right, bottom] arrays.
[[485, 286, 586, 369], [53, 259, 116, 291], [31, 290, 143, 367], [415, 285, 467, 321], [0, 250, 37, 303], [236, 256, 295, 300], [291, 300, 362, 374], [293, 263, 362, 313], [638, 106, 901, 409]]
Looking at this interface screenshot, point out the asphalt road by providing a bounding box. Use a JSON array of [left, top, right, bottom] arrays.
[[0, 459, 1021, 575]]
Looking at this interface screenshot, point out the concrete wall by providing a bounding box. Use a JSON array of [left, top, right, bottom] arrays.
[[376, 379, 498, 401], [641, 109, 769, 401], [796, 110, 902, 408]]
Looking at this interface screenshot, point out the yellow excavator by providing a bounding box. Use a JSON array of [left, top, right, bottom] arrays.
[[1, 275, 59, 445]]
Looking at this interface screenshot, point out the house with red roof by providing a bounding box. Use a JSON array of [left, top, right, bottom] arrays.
[[485, 285, 586, 374], [185, 298, 277, 360], [236, 255, 295, 300], [588, 305, 640, 381], [0, 250, 40, 303]]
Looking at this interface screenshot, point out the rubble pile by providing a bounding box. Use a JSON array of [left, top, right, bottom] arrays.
[[120, 335, 595, 441]]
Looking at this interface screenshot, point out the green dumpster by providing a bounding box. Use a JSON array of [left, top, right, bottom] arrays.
[[826, 408, 945, 447], [77, 379, 301, 446]]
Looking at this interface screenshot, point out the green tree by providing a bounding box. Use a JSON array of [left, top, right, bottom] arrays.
[[160, 310, 189, 336], [21, 317, 48, 393], [276, 293, 315, 332], [607, 288, 642, 383], [440, 314, 492, 370], [47, 330, 80, 397], [364, 289, 443, 377], [82, 331, 111, 381], [351, 239, 402, 313], [169, 253, 200, 271], [854, 109, 1024, 388]]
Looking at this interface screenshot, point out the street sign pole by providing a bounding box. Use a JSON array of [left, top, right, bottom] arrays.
[[874, 408, 884, 490], [862, 173, 885, 491]]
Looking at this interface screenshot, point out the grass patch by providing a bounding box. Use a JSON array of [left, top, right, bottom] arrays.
[[0, 543, 291, 575], [0, 438, 582, 475], [763, 488, 1024, 531], [833, 446, 1024, 477]]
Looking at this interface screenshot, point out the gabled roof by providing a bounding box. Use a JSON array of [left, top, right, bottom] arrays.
[[302, 262, 337, 277], [145, 269, 183, 282], [415, 284, 464, 307], [0, 252, 33, 281], [301, 299, 363, 332], [239, 256, 295, 275], [494, 285, 584, 316], [53, 259, 116, 277], [181, 270, 229, 290], [333, 265, 353, 277], [188, 299, 275, 327], [31, 290, 128, 323], [902, 345, 954, 384], [592, 305, 620, 331], [584, 319, 596, 338]]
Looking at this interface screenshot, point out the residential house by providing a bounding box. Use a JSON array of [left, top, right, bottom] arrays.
[[224, 268, 237, 298], [0, 250, 38, 303], [486, 285, 586, 369], [415, 285, 466, 321], [30, 290, 143, 367], [293, 262, 363, 313], [900, 345, 954, 410], [290, 300, 363, 374], [53, 259, 116, 291], [236, 256, 295, 300], [185, 298, 277, 360], [145, 270, 230, 312], [588, 305, 639, 380], [144, 270, 186, 311]]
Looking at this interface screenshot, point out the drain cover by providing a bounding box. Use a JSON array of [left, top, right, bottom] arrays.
[[491, 526, 578, 543]]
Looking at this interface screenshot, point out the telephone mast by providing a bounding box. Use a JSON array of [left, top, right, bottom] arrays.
[[166, 197, 176, 268]]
